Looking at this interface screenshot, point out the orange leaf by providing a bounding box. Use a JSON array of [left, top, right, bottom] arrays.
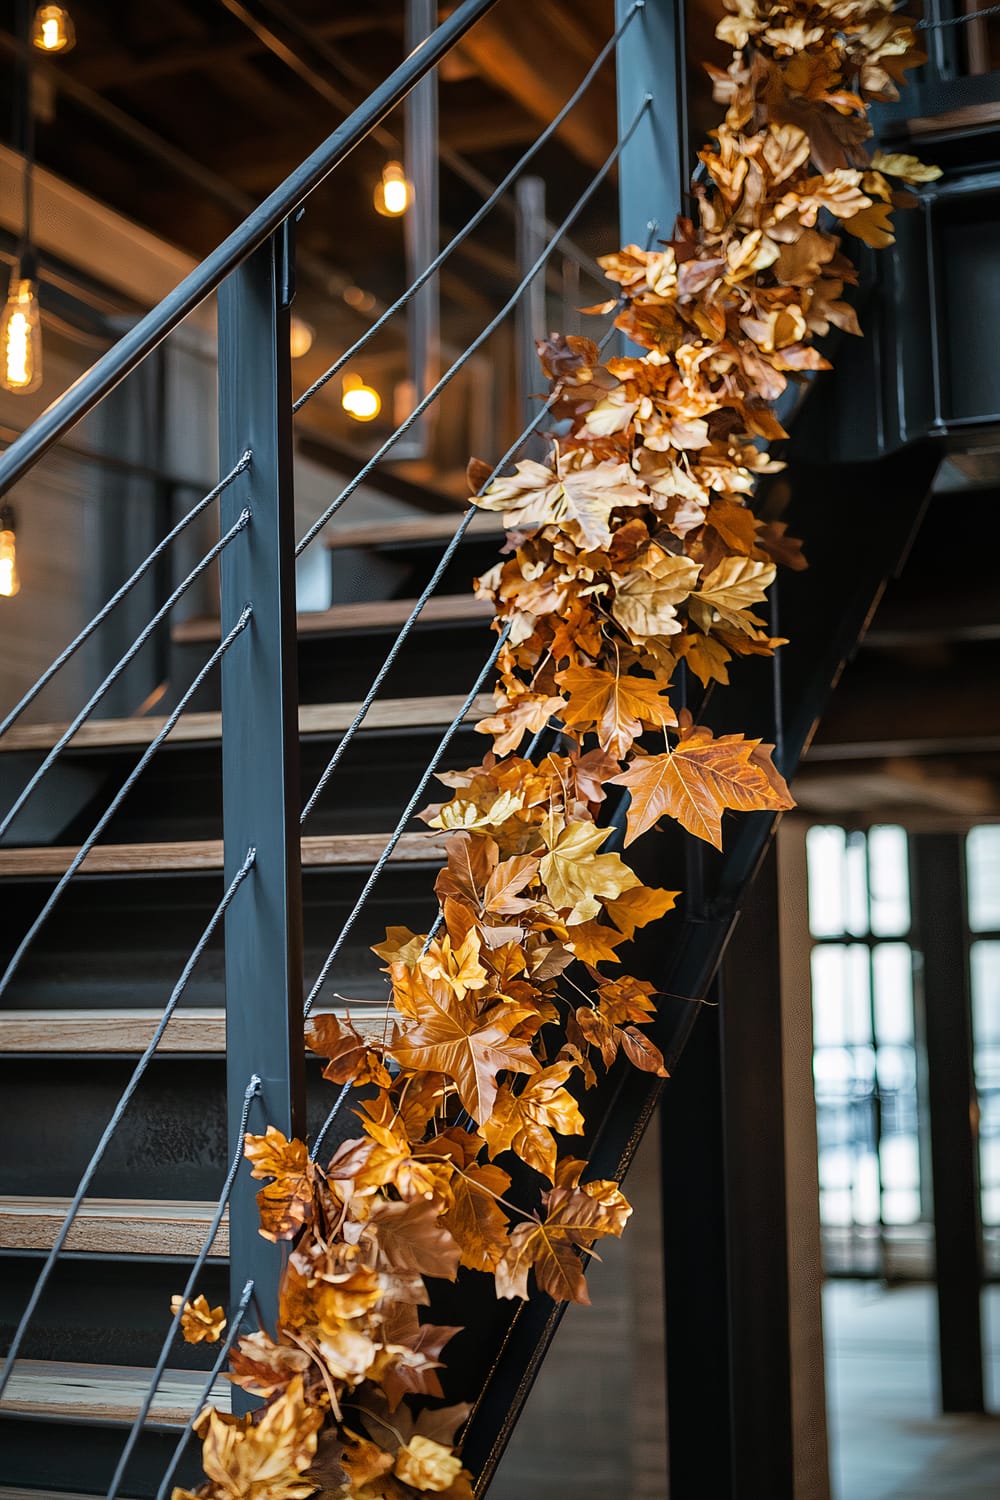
[[610, 716, 795, 848], [556, 663, 677, 759], [390, 987, 538, 1125]]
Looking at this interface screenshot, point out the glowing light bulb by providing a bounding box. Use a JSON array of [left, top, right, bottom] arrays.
[[373, 161, 412, 218], [0, 507, 20, 598], [1, 275, 43, 394], [32, 5, 75, 52], [289, 316, 314, 359], [342, 372, 381, 422]]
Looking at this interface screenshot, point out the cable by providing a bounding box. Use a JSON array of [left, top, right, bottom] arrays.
[[291, 2, 643, 415], [294, 94, 652, 558], [304, 620, 513, 1016], [0, 510, 251, 841], [0, 607, 253, 998], [153, 1278, 256, 1500], [309, 1081, 354, 1165], [914, 4, 1000, 27], [0, 850, 257, 1403], [106, 1078, 262, 1499], [0, 452, 251, 742]]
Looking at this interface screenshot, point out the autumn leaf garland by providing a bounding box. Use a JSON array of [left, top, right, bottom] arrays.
[[177, 4, 936, 1496]]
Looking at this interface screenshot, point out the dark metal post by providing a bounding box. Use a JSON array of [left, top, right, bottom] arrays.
[[404, 0, 440, 452], [515, 175, 547, 457], [218, 228, 306, 1378], [661, 843, 796, 1498], [911, 832, 985, 1413], [615, 0, 687, 257]]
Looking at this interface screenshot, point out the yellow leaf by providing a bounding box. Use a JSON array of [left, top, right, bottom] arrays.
[[870, 150, 941, 184], [394, 1436, 464, 1493], [171, 1294, 226, 1345], [611, 547, 701, 640], [538, 819, 639, 924], [483, 1061, 585, 1180], [688, 556, 775, 636]]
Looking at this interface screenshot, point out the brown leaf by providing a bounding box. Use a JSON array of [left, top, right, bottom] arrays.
[[365, 1198, 462, 1281], [556, 663, 677, 759], [441, 1161, 513, 1272], [244, 1128, 315, 1243], [483, 1062, 585, 1181]]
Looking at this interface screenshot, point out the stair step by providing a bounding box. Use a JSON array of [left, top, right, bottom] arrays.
[[0, 1358, 231, 1426], [325, 511, 502, 549], [0, 1197, 228, 1257], [173, 593, 493, 645], [0, 693, 494, 755], [0, 1005, 384, 1054], [0, 830, 451, 878]]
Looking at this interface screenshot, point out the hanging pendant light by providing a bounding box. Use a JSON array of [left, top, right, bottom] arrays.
[[0, 505, 20, 598], [2, 252, 42, 394], [32, 5, 75, 53], [373, 161, 412, 218], [341, 372, 381, 422], [6, 4, 44, 395]]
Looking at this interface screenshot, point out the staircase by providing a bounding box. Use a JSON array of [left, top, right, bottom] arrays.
[[0, 0, 996, 1495]]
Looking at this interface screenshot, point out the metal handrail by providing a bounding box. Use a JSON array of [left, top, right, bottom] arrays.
[[0, 0, 501, 496]]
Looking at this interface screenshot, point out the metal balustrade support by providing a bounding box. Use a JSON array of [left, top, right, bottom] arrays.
[[516, 175, 548, 461], [404, 0, 440, 455], [217, 229, 306, 1381], [615, 0, 687, 351]]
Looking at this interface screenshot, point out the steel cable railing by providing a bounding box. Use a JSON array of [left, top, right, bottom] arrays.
[[0, 451, 251, 741], [293, 93, 651, 559], [299, 271, 640, 826], [153, 1277, 256, 1500], [0, 604, 254, 996], [291, 1, 642, 417], [106, 1078, 263, 1500], [303, 619, 513, 1018], [0, 848, 257, 1402], [0, 511, 251, 842]]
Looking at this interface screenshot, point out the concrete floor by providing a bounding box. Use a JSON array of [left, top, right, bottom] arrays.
[[825, 1282, 1000, 1500]]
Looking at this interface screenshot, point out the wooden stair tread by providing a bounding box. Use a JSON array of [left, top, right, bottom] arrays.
[[0, 1196, 228, 1257], [325, 510, 502, 549], [172, 593, 493, 644], [0, 1358, 231, 1425], [0, 692, 494, 754], [0, 830, 451, 878], [0, 1005, 386, 1054]]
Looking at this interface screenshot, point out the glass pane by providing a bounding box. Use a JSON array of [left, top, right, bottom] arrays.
[[844, 832, 870, 937], [868, 825, 910, 936], [807, 825, 846, 937], [971, 941, 1000, 1048], [968, 826, 1000, 933], [812, 944, 872, 1047], [873, 943, 915, 1045]]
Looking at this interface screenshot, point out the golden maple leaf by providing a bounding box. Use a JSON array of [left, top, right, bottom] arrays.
[[495, 1164, 632, 1304], [555, 663, 677, 759], [537, 819, 639, 925], [390, 986, 538, 1125], [610, 546, 701, 640], [394, 1435, 464, 1493], [688, 556, 775, 636], [610, 714, 795, 848], [483, 1061, 585, 1181], [441, 1160, 512, 1272], [172, 1294, 226, 1345], [244, 1128, 315, 1243], [474, 454, 646, 550], [191, 1376, 322, 1500]]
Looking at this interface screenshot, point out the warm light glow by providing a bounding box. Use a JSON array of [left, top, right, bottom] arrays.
[[0, 512, 19, 598], [289, 316, 314, 359], [32, 5, 75, 52], [373, 161, 412, 218], [1, 277, 43, 394], [342, 372, 381, 422]]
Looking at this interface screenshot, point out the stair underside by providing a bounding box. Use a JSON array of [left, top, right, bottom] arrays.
[[0, 1360, 231, 1426], [325, 511, 502, 548]]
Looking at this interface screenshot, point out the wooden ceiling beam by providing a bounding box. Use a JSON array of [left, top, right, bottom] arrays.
[[456, 9, 617, 171]]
